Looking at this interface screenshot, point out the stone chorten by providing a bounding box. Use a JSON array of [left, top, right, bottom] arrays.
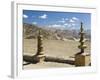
[[35, 29, 45, 62], [75, 22, 90, 66], [77, 22, 87, 54]]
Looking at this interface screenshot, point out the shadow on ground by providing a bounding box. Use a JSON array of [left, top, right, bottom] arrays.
[[45, 56, 75, 65], [23, 55, 75, 66], [23, 55, 38, 64]]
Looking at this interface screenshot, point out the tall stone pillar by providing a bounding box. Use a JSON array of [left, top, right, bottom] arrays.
[[36, 30, 44, 55], [75, 22, 90, 66], [78, 22, 87, 54]]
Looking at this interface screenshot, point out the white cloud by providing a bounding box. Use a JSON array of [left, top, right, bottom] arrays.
[[47, 17, 78, 30], [72, 17, 79, 21], [64, 23, 68, 26], [58, 18, 68, 23], [58, 20, 65, 23], [48, 22, 77, 30], [50, 24, 61, 28], [39, 14, 47, 19], [32, 22, 37, 25], [23, 14, 28, 18], [68, 17, 79, 23], [69, 19, 75, 23], [48, 24, 66, 28], [66, 24, 72, 28], [72, 23, 76, 26]]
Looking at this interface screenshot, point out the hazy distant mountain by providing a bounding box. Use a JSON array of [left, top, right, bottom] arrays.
[[23, 23, 91, 40], [23, 23, 57, 39]]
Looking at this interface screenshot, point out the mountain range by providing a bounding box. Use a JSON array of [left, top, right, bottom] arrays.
[[23, 23, 91, 41]]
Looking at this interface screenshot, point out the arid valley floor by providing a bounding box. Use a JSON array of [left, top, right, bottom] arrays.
[[23, 39, 90, 69]]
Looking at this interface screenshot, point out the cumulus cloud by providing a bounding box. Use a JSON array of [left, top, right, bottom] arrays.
[[50, 24, 61, 28], [23, 14, 28, 18], [69, 19, 75, 23], [67, 24, 72, 28], [64, 23, 68, 26], [72, 17, 79, 21], [48, 24, 66, 28], [65, 24, 76, 30], [58, 20, 65, 23], [64, 21, 77, 29], [32, 22, 37, 25], [58, 18, 68, 23], [72, 23, 76, 26], [47, 16, 79, 30], [72, 17, 79, 20], [39, 14, 47, 19], [68, 17, 79, 23]]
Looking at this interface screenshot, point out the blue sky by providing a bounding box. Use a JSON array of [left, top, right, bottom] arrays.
[[23, 10, 91, 30]]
